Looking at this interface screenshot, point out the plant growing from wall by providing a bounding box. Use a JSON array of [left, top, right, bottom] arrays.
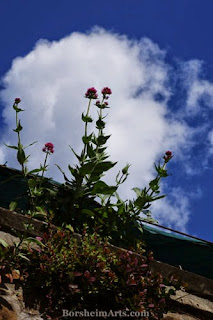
[[5, 98, 56, 222], [0, 89, 177, 319], [52, 87, 173, 248], [4, 90, 173, 248], [0, 228, 179, 320]]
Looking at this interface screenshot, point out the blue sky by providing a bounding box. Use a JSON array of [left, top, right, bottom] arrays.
[[0, 0, 213, 241]]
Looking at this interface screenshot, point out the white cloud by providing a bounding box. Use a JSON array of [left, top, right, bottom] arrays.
[[0, 27, 211, 232], [181, 59, 213, 115], [151, 186, 203, 232]]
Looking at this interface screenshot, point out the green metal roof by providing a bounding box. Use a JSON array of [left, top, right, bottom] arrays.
[[1, 165, 213, 279]]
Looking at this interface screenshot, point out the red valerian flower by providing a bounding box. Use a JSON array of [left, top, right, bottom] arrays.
[[101, 87, 112, 95], [95, 100, 109, 108], [43, 142, 54, 154], [163, 150, 172, 162], [165, 151, 172, 157], [15, 98, 21, 104], [85, 87, 98, 99]]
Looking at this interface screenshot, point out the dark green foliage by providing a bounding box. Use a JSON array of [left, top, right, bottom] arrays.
[[0, 229, 179, 320]]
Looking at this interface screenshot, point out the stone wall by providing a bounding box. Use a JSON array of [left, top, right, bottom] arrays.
[[0, 207, 212, 320]]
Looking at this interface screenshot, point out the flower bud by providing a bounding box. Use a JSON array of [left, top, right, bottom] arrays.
[[122, 164, 130, 175], [15, 98, 21, 104]]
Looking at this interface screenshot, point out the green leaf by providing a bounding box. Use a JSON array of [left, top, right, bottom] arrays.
[[13, 120, 23, 133], [87, 175, 102, 183], [0, 238, 9, 248], [91, 136, 98, 145], [149, 178, 160, 192], [69, 146, 82, 162], [79, 162, 96, 176], [122, 164, 131, 175], [91, 181, 117, 195], [68, 165, 78, 178], [154, 163, 169, 177], [17, 253, 30, 261], [17, 147, 26, 165], [25, 237, 44, 247], [151, 195, 166, 201], [87, 144, 96, 158], [97, 135, 111, 145], [35, 206, 46, 214], [82, 113, 93, 123], [9, 201, 17, 211], [32, 212, 46, 219], [24, 141, 38, 149], [13, 105, 24, 112], [55, 164, 70, 183], [28, 168, 43, 175], [134, 196, 149, 209], [65, 224, 74, 233], [96, 119, 105, 130], [132, 187, 141, 197], [39, 164, 48, 171], [82, 133, 93, 144], [93, 161, 117, 175], [97, 147, 107, 153], [4, 143, 18, 150]]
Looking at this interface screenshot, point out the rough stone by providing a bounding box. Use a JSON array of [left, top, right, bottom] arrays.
[[0, 283, 43, 320], [164, 313, 199, 320], [0, 304, 17, 320], [170, 290, 213, 314], [0, 231, 19, 247]]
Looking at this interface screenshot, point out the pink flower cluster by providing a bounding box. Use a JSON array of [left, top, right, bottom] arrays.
[[101, 87, 112, 96], [85, 86, 112, 101], [164, 150, 172, 162], [42, 142, 54, 154], [15, 98, 21, 104], [95, 100, 108, 107], [85, 87, 98, 99]]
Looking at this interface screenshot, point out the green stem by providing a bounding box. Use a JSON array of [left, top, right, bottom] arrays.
[[15, 111, 34, 213], [39, 152, 48, 189], [96, 97, 105, 159], [105, 172, 125, 207], [149, 162, 166, 197], [98, 97, 105, 138], [14, 110, 35, 258], [82, 99, 92, 164], [16, 111, 24, 173]]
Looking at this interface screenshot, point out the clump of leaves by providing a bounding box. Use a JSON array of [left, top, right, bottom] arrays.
[[0, 228, 178, 320]]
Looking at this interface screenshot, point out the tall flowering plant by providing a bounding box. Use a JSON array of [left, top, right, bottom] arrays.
[[4, 89, 173, 248], [54, 87, 173, 248], [0, 90, 177, 318], [5, 99, 55, 221]]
